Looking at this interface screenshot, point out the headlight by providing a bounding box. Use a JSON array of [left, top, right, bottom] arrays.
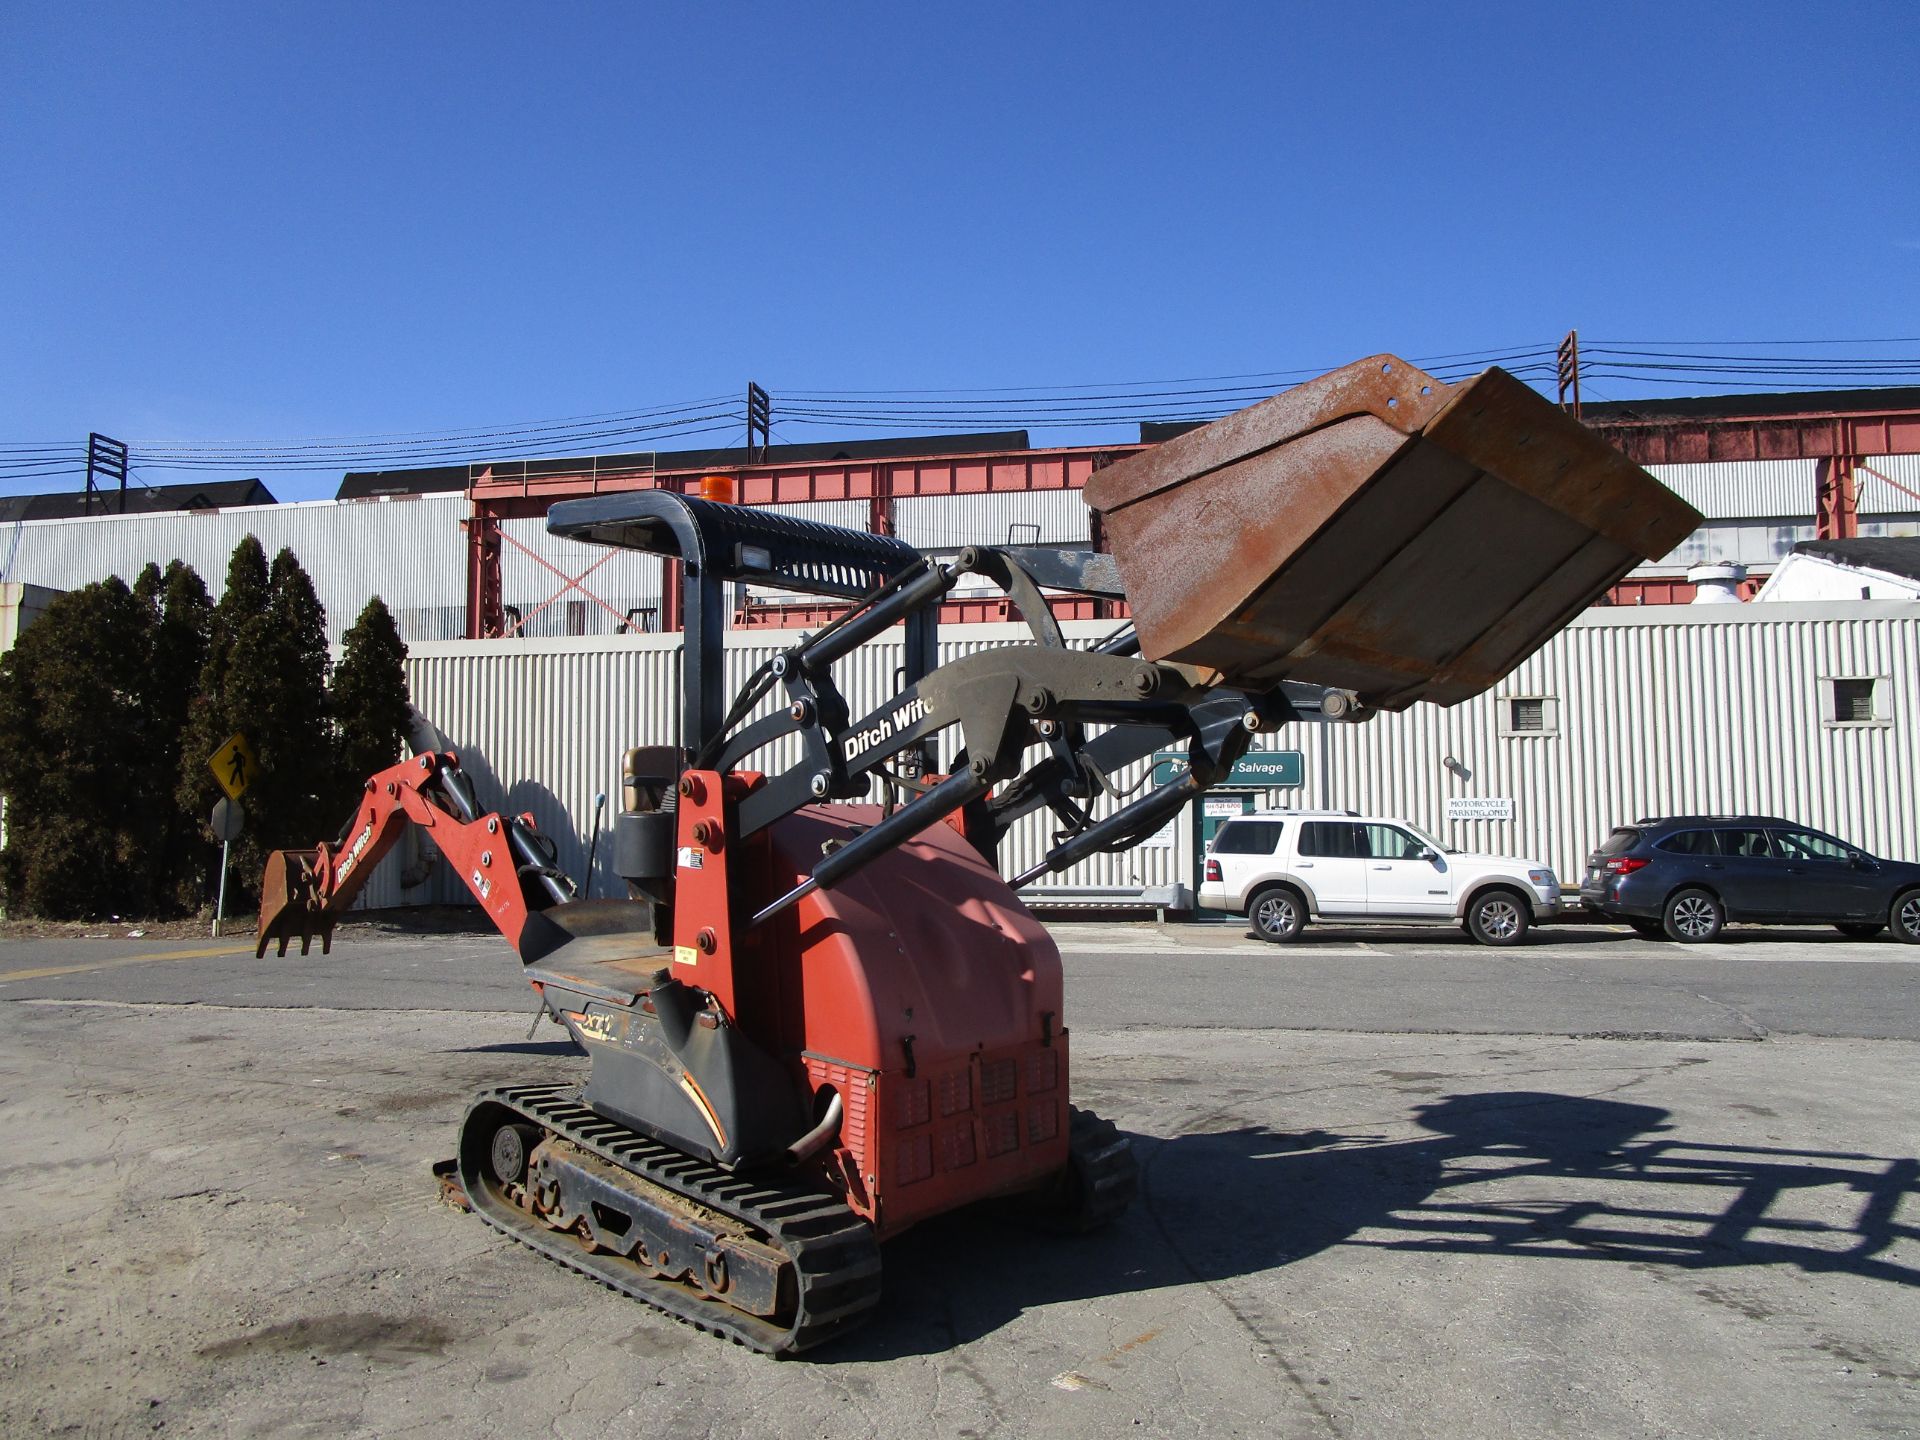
[[1527, 868, 1557, 888]]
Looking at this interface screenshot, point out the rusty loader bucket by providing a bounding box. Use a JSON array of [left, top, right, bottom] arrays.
[[256, 848, 330, 957], [1082, 356, 1702, 709]]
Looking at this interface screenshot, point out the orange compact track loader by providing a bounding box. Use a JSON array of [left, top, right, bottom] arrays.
[[256, 356, 1699, 1352]]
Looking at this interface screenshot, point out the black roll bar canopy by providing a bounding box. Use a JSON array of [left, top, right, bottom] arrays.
[[548, 491, 940, 753]]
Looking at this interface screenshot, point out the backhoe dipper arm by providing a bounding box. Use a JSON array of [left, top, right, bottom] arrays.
[[255, 751, 575, 959]]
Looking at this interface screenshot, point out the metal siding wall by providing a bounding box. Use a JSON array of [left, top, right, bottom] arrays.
[[1311, 606, 1920, 881], [300, 607, 1920, 914], [356, 637, 684, 908], [0, 496, 470, 645], [1648, 460, 1813, 523], [1860, 455, 1920, 518], [893, 492, 1091, 551], [1653, 518, 1817, 571]]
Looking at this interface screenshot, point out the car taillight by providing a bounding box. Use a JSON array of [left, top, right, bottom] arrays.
[[1604, 857, 1649, 874], [1205, 858, 1222, 882]]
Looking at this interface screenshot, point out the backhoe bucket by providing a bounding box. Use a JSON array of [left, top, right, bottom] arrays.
[[256, 848, 331, 958], [1082, 356, 1702, 709]]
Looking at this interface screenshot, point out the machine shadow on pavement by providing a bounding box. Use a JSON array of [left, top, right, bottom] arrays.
[[456, 1039, 586, 1057], [826, 1089, 1920, 1361]]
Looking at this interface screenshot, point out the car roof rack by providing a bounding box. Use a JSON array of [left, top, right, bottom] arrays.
[[1246, 807, 1363, 818]]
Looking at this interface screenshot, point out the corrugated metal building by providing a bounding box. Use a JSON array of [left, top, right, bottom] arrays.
[[347, 600, 1920, 915], [0, 495, 673, 645], [1642, 457, 1920, 579], [3, 416, 1915, 643], [0, 487, 1098, 645]]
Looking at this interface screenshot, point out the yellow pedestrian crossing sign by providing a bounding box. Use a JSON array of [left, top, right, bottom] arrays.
[[210, 732, 258, 801]]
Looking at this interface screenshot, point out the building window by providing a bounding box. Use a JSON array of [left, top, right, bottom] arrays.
[[1830, 677, 1878, 725], [1500, 696, 1559, 736]]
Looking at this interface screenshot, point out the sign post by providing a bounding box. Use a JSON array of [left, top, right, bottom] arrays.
[[207, 734, 257, 938], [209, 797, 246, 937]]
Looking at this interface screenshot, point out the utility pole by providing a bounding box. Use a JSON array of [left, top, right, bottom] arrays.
[[85, 433, 129, 515], [746, 382, 771, 464], [1555, 331, 1581, 419]]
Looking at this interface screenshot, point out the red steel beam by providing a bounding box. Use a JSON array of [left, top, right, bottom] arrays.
[[1589, 407, 1920, 466], [463, 445, 1143, 637], [468, 445, 1140, 521], [463, 397, 1920, 635]]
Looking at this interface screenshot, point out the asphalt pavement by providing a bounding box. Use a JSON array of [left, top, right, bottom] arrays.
[[2, 915, 1916, 1438]]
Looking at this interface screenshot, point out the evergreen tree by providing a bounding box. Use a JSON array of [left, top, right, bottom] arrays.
[[246, 547, 336, 860], [176, 536, 275, 907], [331, 596, 413, 808], [138, 561, 213, 914], [0, 579, 161, 918]]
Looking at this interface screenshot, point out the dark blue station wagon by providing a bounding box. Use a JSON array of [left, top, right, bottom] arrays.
[[1581, 815, 1920, 944]]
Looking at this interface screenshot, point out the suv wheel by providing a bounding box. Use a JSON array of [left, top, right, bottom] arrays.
[[1663, 888, 1724, 943], [1249, 886, 1306, 943], [1836, 922, 1885, 940], [1466, 889, 1530, 947], [1892, 890, 1920, 945]]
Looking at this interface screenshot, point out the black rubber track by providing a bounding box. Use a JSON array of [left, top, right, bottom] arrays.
[[456, 1083, 882, 1355]]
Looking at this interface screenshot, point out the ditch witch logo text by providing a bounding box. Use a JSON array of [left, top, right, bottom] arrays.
[[841, 696, 928, 764]]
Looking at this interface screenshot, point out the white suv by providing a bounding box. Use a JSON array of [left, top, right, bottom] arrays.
[[1198, 809, 1563, 946]]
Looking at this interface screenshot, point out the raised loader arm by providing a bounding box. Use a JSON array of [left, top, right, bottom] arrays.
[[543, 354, 1699, 928], [255, 750, 576, 958], [545, 491, 1347, 928]]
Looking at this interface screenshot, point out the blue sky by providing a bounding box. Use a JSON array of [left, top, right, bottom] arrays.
[[3, 2, 1915, 501]]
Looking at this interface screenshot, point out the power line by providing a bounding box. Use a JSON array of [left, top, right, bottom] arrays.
[[8, 337, 1920, 492], [124, 419, 747, 473], [120, 412, 745, 472], [1590, 336, 1920, 346], [127, 394, 738, 458]]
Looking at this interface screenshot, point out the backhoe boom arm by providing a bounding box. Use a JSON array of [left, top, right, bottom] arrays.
[[256, 751, 574, 958]]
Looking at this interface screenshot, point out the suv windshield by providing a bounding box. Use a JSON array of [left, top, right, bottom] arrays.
[[1402, 821, 1453, 855], [1772, 828, 1852, 861]]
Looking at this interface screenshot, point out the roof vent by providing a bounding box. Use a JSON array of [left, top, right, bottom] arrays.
[[1687, 561, 1746, 604]]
